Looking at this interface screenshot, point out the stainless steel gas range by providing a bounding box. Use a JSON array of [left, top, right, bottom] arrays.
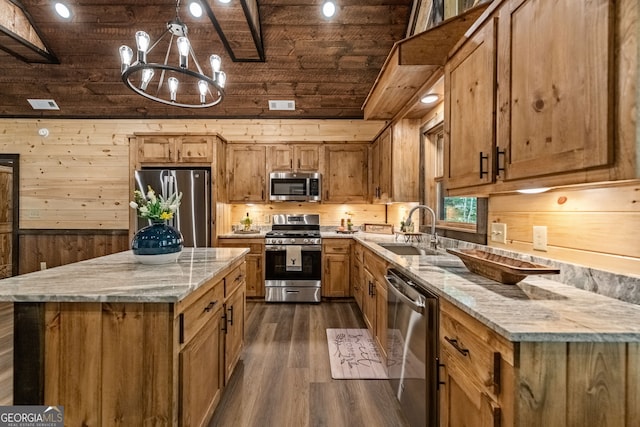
[[264, 214, 322, 303]]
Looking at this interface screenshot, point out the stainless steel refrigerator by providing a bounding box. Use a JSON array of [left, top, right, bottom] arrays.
[[134, 169, 210, 247]]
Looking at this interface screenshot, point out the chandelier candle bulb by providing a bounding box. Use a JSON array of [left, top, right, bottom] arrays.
[[168, 77, 179, 102], [177, 37, 190, 68], [135, 31, 150, 63], [141, 68, 154, 90], [119, 46, 133, 72]]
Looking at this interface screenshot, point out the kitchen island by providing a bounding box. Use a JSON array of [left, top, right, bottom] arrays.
[[0, 247, 249, 427]]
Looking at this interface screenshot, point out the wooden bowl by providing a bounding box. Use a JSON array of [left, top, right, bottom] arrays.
[[446, 248, 560, 285]]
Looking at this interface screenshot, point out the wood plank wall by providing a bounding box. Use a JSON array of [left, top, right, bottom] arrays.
[[488, 181, 640, 275], [0, 119, 385, 230], [18, 230, 129, 274]]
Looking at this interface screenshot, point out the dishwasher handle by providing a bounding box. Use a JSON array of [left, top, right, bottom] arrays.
[[385, 275, 425, 314]]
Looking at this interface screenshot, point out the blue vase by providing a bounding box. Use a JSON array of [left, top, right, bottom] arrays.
[[132, 221, 184, 264]]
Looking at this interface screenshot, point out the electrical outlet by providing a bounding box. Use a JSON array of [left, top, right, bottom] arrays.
[[40, 262, 47, 270], [264, 214, 271, 224], [28, 209, 40, 218], [533, 226, 548, 251], [490, 223, 507, 244]]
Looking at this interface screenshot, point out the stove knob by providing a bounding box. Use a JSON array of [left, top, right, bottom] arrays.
[[303, 238, 309, 244], [277, 239, 283, 244], [290, 238, 296, 244]]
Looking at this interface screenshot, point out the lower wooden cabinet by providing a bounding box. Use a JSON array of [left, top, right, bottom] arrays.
[[180, 310, 224, 427], [223, 282, 245, 382], [359, 246, 389, 361], [351, 244, 364, 310], [322, 239, 351, 297], [217, 238, 264, 298]]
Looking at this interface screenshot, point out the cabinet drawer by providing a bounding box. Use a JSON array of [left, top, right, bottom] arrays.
[[224, 263, 246, 298], [182, 281, 224, 344], [363, 249, 387, 278], [439, 300, 513, 400], [323, 239, 351, 254]]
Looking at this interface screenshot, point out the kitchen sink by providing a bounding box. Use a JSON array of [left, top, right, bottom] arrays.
[[377, 243, 440, 256]]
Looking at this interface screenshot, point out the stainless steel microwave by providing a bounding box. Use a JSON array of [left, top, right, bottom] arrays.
[[269, 172, 321, 202]]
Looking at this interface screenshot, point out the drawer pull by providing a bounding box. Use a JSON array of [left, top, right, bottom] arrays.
[[203, 301, 217, 312], [444, 336, 469, 356], [221, 312, 227, 333]]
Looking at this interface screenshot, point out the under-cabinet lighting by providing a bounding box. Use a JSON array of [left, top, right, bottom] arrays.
[[517, 187, 550, 194]]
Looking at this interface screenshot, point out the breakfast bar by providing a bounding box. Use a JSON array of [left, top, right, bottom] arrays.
[[0, 247, 248, 427]]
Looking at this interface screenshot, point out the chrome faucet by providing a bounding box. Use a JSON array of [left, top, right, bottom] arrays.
[[404, 205, 438, 250]]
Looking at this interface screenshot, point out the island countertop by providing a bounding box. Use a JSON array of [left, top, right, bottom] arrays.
[[0, 247, 249, 303]]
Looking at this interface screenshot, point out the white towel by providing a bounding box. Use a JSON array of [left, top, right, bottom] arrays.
[[286, 245, 302, 271]]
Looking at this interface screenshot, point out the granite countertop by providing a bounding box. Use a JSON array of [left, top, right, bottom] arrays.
[[0, 247, 248, 303], [354, 234, 640, 343]]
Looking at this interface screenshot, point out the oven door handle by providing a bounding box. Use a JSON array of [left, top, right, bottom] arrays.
[[265, 245, 322, 251], [385, 275, 425, 314]]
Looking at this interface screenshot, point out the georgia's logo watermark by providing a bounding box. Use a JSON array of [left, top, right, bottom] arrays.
[[0, 406, 64, 427]]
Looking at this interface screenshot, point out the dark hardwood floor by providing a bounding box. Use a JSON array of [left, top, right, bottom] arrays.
[[209, 300, 410, 427]]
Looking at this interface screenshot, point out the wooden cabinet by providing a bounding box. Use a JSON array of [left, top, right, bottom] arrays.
[[179, 298, 224, 427], [323, 144, 369, 203], [223, 280, 245, 383], [361, 248, 389, 360], [497, 0, 613, 181], [322, 239, 351, 298], [268, 144, 322, 172], [444, 0, 624, 194], [217, 238, 264, 298], [227, 145, 267, 203], [137, 134, 215, 164], [444, 16, 497, 190], [371, 120, 420, 203], [439, 299, 514, 427], [351, 243, 364, 310]]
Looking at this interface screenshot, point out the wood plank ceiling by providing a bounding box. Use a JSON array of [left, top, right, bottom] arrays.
[[0, 0, 413, 119]]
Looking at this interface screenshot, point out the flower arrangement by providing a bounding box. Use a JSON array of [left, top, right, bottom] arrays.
[[130, 186, 182, 221]]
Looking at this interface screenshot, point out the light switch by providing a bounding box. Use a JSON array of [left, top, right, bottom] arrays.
[[490, 223, 507, 244], [533, 226, 548, 251]]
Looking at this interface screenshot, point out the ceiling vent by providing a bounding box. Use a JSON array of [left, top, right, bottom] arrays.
[[269, 100, 295, 111], [27, 99, 60, 110]]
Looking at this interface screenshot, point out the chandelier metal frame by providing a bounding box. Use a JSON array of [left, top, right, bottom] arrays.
[[119, 0, 226, 109]]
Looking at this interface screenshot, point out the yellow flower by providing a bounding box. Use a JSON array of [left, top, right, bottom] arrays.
[[160, 211, 174, 220]]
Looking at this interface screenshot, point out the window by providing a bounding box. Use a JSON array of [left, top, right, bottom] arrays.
[[420, 124, 487, 243]]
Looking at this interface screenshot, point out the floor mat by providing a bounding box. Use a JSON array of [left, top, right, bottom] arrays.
[[326, 328, 387, 379]]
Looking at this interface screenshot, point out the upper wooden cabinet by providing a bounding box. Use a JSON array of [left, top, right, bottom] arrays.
[[497, 0, 613, 181], [323, 144, 369, 203], [227, 145, 267, 203], [444, 0, 633, 194], [136, 135, 215, 164], [267, 144, 323, 172], [371, 120, 420, 203], [444, 16, 497, 190]]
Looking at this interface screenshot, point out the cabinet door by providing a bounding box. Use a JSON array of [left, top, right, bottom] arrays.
[[351, 258, 363, 309], [445, 18, 496, 189], [439, 348, 501, 427], [180, 313, 223, 427], [498, 0, 612, 180], [362, 269, 376, 332], [371, 127, 392, 203], [324, 145, 368, 203], [224, 284, 245, 382], [374, 277, 387, 361], [322, 253, 350, 297], [245, 254, 264, 298], [178, 136, 213, 163], [294, 145, 320, 171], [268, 145, 293, 171], [138, 135, 175, 163], [228, 145, 266, 203]]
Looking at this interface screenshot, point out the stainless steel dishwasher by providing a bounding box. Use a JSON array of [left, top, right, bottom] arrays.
[[385, 268, 439, 427]]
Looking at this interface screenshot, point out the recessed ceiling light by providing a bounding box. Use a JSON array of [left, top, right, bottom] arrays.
[[54, 2, 71, 19], [322, 1, 336, 18], [420, 93, 439, 104], [219, 0, 231, 4], [189, 2, 203, 17]]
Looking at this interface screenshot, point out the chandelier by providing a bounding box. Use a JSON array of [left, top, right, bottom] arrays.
[[118, 0, 226, 108]]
